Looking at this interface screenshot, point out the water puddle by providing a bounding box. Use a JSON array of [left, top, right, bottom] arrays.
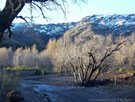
[[20, 80, 84, 93]]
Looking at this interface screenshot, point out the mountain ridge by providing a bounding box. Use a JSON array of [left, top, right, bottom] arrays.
[[1, 14, 135, 50]]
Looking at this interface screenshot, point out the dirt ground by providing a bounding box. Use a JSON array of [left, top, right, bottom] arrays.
[[1, 72, 135, 102], [19, 73, 135, 102], [23, 72, 135, 86]]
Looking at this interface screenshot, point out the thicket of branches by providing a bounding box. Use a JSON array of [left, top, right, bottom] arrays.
[[0, 34, 134, 69], [0, 33, 135, 84], [46, 33, 135, 84], [0, 45, 52, 69]]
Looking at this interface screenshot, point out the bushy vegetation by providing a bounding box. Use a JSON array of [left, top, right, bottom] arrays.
[[0, 45, 53, 72], [0, 69, 20, 96], [2, 73, 20, 93], [46, 33, 135, 84], [0, 34, 135, 73], [0, 32, 135, 84]]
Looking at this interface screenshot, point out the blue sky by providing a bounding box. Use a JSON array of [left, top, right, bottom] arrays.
[[0, 0, 135, 24]]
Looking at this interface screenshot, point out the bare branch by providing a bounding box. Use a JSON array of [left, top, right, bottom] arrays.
[[51, 0, 67, 18], [32, 0, 50, 2], [8, 27, 12, 39], [88, 50, 96, 64], [97, 42, 123, 68], [16, 16, 31, 26], [32, 2, 47, 19]]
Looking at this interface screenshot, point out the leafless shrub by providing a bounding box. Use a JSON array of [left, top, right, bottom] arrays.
[[47, 35, 126, 85], [0, 47, 13, 67], [13, 45, 52, 69]]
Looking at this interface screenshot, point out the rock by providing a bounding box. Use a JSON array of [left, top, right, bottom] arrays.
[[35, 69, 46, 76], [7, 90, 24, 102], [132, 73, 135, 78], [35, 69, 41, 75]]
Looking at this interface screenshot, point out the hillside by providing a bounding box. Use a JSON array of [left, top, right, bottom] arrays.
[[1, 14, 135, 50]]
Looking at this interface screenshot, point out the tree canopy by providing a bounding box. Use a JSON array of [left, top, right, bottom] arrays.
[[0, 0, 86, 41]]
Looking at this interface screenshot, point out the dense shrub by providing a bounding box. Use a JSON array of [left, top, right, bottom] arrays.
[[2, 72, 20, 93], [47, 34, 135, 73], [0, 34, 135, 73]]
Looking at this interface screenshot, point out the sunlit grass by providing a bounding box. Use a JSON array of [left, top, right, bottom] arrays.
[[5, 65, 36, 71]]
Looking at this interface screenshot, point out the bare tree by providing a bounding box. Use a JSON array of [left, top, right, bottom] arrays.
[[66, 38, 124, 85], [0, 0, 86, 41]]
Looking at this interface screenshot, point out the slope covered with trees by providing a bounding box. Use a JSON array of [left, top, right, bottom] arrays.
[[45, 22, 135, 84], [1, 14, 135, 50]]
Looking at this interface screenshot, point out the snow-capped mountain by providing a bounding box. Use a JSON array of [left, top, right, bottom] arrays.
[[2, 14, 135, 50], [11, 22, 77, 39], [78, 14, 135, 36], [2, 22, 77, 50], [12, 14, 135, 37], [80, 14, 135, 26]]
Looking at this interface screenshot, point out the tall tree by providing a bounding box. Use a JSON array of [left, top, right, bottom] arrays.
[[0, 0, 85, 41]]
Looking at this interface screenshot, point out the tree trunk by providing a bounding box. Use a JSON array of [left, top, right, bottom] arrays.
[[73, 72, 78, 84], [93, 68, 101, 81], [82, 66, 89, 83], [0, 0, 25, 40], [87, 69, 94, 83], [59, 66, 63, 75]]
